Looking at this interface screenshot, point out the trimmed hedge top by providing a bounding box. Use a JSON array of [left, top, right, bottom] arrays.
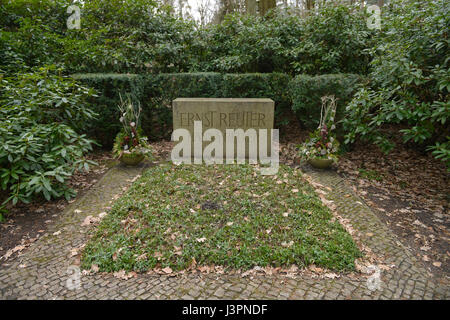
[[74, 72, 362, 147], [290, 74, 364, 129]]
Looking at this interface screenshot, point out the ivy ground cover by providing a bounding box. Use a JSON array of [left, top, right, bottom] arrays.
[[82, 163, 361, 272]]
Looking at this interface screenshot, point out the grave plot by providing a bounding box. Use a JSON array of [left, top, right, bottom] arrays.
[[81, 163, 361, 273]]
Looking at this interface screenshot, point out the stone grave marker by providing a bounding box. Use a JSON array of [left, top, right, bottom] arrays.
[[172, 98, 275, 160]]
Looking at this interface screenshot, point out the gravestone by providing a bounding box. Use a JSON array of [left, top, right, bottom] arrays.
[[172, 98, 274, 159]]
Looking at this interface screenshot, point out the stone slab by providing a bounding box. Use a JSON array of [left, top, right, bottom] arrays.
[[172, 98, 275, 159]]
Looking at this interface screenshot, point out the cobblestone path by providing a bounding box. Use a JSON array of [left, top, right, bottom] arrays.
[[0, 163, 448, 300]]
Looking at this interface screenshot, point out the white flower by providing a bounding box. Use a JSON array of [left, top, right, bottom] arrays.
[[124, 144, 129, 150], [321, 149, 326, 155], [331, 124, 336, 130], [119, 117, 124, 123], [130, 122, 135, 127]]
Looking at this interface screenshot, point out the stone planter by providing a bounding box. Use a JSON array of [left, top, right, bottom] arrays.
[[119, 152, 145, 166], [308, 158, 333, 169]]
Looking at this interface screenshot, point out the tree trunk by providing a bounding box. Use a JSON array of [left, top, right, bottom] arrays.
[[246, 0, 257, 15], [258, 0, 276, 16], [305, 0, 315, 10]]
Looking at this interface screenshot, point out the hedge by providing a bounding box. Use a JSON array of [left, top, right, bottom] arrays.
[[73, 73, 292, 146], [72, 72, 363, 147], [71, 73, 145, 147], [289, 74, 364, 129]]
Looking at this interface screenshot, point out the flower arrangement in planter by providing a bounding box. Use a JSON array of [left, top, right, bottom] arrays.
[[113, 95, 152, 166], [299, 95, 340, 169]]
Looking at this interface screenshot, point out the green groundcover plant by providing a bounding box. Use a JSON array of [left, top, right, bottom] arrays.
[[82, 164, 362, 272]]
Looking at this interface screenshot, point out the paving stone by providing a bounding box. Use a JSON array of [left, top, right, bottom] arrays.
[[0, 163, 447, 300]]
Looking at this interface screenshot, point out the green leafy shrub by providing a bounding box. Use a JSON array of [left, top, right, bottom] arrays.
[[290, 74, 363, 129], [0, 2, 67, 71], [0, 30, 26, 74], [202, 5, 373, 76], [289, 3, 374, 75], [3, 18, 64, 69], [1, 0, 200, 74], [0, 66, 97, 205], [0, 0, 70, 32], [202, 12, 301, 74], [342, 0, 450, 166], [1, 1, 374, 76], [61, 0, 201, 74]]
